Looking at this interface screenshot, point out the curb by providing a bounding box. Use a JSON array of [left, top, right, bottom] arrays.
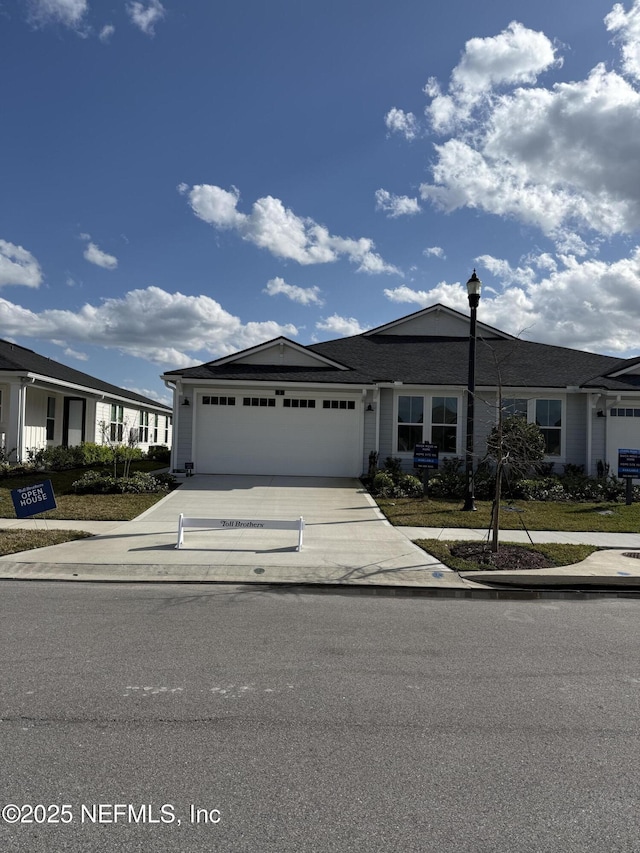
[[2, 574, 640, 601]]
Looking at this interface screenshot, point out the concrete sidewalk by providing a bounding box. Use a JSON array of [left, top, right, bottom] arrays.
[[0, 475, 482, 591], [0, 475, 639, 591], [395, 526, 640, 587]]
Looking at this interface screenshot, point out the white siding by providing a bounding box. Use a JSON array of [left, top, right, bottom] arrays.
[[24, 388, 47, 452]]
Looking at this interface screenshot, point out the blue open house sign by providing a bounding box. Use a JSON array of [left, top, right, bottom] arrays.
[[11, 480, 57, 519]]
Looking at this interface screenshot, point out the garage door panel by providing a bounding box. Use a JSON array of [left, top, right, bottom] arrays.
[[195, 393, 361, 476]]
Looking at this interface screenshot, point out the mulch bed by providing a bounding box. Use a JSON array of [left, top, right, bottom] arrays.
[[450, 543, 555, 571]]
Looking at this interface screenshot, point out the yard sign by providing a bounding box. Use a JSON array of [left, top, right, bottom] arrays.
[[11, 480, 57, 519]]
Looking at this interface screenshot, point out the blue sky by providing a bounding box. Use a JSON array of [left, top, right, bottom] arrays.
[[2, 0, 640, 404]]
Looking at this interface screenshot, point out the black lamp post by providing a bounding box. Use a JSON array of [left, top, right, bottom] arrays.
[[463, 270, 482, 511]]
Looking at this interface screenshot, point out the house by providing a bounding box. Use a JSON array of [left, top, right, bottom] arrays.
[[161, 304, 640, 480], [0, 339, 172, 461]]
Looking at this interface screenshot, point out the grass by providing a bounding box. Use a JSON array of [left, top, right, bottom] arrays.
[[0, 529, 93, 557], [0, 461, 173, 522], [376, 496, 640, 533], [416, 539, 599, 573]]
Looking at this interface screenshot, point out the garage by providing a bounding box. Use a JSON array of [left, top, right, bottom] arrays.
[[193, 390, 363, 476]]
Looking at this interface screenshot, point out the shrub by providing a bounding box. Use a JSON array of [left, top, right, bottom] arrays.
[[382, 457, 403, 479], [147, 445, 171, 464], [76, 442, 114, 466], [34, 445, 82, 471], [427, 456, 466, 499], [71, 471, 117, 494], [514, 478, 567, 501], [72, 470, 175, 494], [372, 471, 395, 496], [396, 473, 424, 498]]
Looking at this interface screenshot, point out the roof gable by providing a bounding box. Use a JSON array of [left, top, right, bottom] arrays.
[[604, 355, 640, 379], [201, 337, 350, 370], [364, 303, 513, 340]]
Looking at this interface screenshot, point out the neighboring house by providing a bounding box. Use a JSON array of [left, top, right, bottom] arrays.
[[162, 304, 640, 480], [0, 339, 173, 461]]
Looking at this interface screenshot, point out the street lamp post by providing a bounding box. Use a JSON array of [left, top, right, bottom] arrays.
[[463, 270, 482, 511]]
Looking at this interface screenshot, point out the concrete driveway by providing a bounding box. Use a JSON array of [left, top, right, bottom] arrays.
[[0, 475, 462, 588]]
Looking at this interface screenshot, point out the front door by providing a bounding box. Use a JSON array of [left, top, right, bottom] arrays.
[[63, 397, 86, 446]]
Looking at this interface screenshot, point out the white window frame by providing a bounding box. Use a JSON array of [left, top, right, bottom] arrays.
[[139, 410, 150, 443], [394, 392, 462, 456], [501, 395, 566, 460], [110, 405, 124, 442]]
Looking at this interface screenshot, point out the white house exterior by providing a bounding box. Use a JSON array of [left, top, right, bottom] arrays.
[[0, 339, 172, 461], [162, 304, 640, 480]]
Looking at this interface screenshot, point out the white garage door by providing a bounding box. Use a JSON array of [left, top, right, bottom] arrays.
[[194, 391, 363, 476]]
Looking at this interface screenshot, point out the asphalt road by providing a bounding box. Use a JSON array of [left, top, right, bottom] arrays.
[[1, 582, 640, 852]]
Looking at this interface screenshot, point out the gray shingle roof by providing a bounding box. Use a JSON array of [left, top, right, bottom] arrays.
[[0, 339, 171, 410], [166, 331, 640, 393]]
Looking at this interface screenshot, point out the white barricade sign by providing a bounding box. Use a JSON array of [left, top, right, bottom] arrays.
[[176, 515, 305, 551]]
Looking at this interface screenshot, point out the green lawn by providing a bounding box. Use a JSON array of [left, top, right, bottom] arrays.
[[0, 461, 173, 521], [376, 496, 640, 533], [0, 529, 93, 557]]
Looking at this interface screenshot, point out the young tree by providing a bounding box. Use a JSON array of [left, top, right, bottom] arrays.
[[484, 411, 546, 551]]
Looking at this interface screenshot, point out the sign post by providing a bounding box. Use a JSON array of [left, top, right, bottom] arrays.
[[413, 443, 439, 496], [618, 449, 640, 506], [11, 480, 57, 519]]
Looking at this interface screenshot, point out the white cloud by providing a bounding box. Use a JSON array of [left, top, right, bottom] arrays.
[[384, 282, 462, 308], [606, 1, 640, 81], [184, 183, 400, 275], [418, 12, 640, 242], [0, 240, 43, 288], [426, 22, 559, 133], [99, 24, 115, 42], [63, 346, 88, 361], [315, 314, 368, 337], [125, 386, 171, 406], [127, 0, 165, 36], [384, 107, 419, 140], [263, 277, 324, 306], [0, 286, 299, 366], [374, 189, 421, 218], [83, 241, 118, 270], [384, 248, 640, 355], [423, 246, 445, 259], [26, 0, 88, 29]]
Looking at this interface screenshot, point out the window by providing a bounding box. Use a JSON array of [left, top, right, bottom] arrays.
[[243, 397, 276, 407], [535, 399, 562, 456], [397, 396, 424, 452], [611, 408, 640, 417], [284, 398, 316, 408], [503, 398, 528, 419], [153, 414, 159, 443], [46, 396, 56, 441], [203, 396, 235, 405], [164, 416, 171, 444], [139, 410, 150, 443], [431, 397, 458, 453], [322, 400, 354, 410], [110, 405, 124, 442]]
